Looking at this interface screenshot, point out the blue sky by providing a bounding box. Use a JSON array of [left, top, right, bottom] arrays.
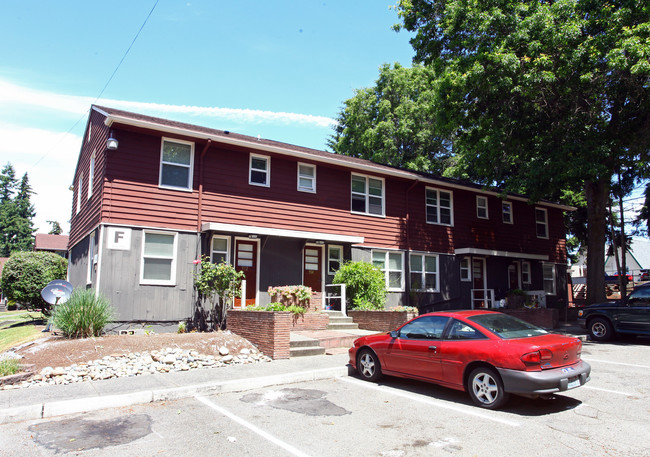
[[0, 1, 415, 234]]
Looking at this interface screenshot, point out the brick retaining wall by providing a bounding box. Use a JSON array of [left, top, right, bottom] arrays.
[[291, 312, 329, 330], [227, 310, 291, 359], [348, 310, 418, 332], [500, 308, 559, 329]]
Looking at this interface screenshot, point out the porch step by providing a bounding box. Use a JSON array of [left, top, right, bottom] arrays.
[[325, 311, 359, 331], [289, 333, 326, 357], [290, 346, 327, 357]]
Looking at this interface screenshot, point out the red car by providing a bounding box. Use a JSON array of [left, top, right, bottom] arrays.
[[349, 310, 591, 409]]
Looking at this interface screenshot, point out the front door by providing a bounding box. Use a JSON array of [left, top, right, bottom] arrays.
[[508, 264, 519, 290], [235, 239, 258, 307], [303, 245, 322, 292], [472, 258, 488, 309]]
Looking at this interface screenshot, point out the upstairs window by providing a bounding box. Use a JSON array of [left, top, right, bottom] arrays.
[[426, 188, 453, 225], [249, 154, 270, 187], [535, 208, 548, 238], [160, 138, 194, 191], [76, 174, 83, 213], [351, 174, 384, 216], [87, 152, 95, 200], [297, 163, 316, 193], [502, 201, 513, 224], [410, 254, 439, 292], [477, 196, 488, 219]]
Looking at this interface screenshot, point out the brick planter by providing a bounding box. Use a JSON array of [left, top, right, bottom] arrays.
[[348, 310, 418, 332], [227, 310, 291, 360], [500, 308, 559, 329]]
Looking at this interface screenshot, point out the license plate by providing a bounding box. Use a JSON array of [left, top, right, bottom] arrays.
[[567, 377, 580, 389]]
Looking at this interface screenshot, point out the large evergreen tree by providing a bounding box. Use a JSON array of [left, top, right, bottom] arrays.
[[0, 163, 36, 255]]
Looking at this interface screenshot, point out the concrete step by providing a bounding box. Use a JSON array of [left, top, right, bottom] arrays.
[[327, 322, 359, 331], [313, 333, 358, 349], [290, 346, 326, 357]]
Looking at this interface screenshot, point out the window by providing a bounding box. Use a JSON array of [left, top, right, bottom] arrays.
[[410, 254, 439, 291], [88, 152, 95, 200], [502, 201, 513, 224], [328, 246, 342, 275], [536, 208, 548, 238], [543, 263, 556, 295], [372, 251, 403, 291], [249, 154, 270, 187], [77, 175, 83, 213], [297, 163, 316, 193], [211, 236, 230, 264], [460, 257, 471, 281], [446, 320, 486, 340], [477, 196, 488, 219], [141, 231, 177, 285], [398, 315, 449, 340], [521, 262, 531, 284], [160, 138, 194, 190], [426, 188, 453, 225], [351, 174, 384, 216], [87, 231, 95, 284]]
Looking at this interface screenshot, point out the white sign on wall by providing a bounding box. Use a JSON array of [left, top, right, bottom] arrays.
[[107, 227, 132, 251]]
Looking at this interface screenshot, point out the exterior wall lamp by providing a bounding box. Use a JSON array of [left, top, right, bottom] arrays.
[[107, 132, 119, 150]]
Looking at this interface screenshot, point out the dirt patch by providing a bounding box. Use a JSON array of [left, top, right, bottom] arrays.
[[10, 331, 257, 373]]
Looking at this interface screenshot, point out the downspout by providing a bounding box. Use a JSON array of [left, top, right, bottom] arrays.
[[197, 139, 212, 233], [405, 179, 420, 307]]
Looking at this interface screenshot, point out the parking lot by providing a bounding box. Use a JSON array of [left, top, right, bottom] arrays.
[[1, 339, 649, 457]]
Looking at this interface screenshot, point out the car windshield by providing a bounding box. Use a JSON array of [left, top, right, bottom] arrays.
[[468, 313, 548, 339]]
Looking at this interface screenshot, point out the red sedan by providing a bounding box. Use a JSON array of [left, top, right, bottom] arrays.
[[348, 310, 591, 409]]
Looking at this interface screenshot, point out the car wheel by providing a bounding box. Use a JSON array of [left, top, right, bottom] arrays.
[[357, 349, 382, 382], [589, 317, 614, 342], [467, 367, 509, 409]]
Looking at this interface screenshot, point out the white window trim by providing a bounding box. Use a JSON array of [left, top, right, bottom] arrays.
[[535, 207, 549, 239], [77, 174, 83, 213], [373, 250, 404, 292], [211, 235, 231, 264], [543, 263, 556, 295], [140, 230, 178, 286], [425, 187, 454, 226], [159, 137, 195, 192], [502, 201, 513, 224], [521, 261, 531, 284], [87, 152, 95, 200], [351, 173, 385, 217], [297, 162, 316, 193], [327, 245, 343, 275], [87, 231, 95, 285], [460, 257, 471, 282], [476, 196, 489, 219], [410, 253, 440, 292], [249, 153, 270, 187]]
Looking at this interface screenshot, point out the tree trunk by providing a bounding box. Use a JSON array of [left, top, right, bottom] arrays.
[[585, 179, 609, 304]]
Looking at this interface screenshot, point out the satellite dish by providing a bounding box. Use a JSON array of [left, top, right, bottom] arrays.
[[41, 280, 73, 305]]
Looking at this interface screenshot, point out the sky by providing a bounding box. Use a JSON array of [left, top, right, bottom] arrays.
[[0, 1, 415, 234]]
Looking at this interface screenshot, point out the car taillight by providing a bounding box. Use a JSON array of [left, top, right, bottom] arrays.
[[521, 349, 553, 366]]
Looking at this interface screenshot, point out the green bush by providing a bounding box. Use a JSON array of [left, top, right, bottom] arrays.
[[251, 303, 307, 315], [333, 261, 386, 310], [0, 251, 67, 314], [0, 358, 20, 376], [51, 288, 115, 338]]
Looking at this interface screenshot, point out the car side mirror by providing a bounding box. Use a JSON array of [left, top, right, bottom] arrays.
[[390, 331, 398, 339]]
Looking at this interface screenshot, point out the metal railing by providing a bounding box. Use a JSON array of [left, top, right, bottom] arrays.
[[325, 283, 347, 316], [471, 289, 495, 309]]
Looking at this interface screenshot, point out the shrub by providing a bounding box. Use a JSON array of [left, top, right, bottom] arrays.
[[250, 303, 307, 316], [193, 256, 245, 330], [0, 358, 20, 376], [0, 251, 67, 314], [333, 261, 386, 310], [50, 288, 115, 338]]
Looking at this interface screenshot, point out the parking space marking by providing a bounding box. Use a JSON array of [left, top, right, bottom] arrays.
[[195, 395, 314, 457], [583, 386, 634, 396], [583, 358, 650, 369], [339, 377, 520, 427]]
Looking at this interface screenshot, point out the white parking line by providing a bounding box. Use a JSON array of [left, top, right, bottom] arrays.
[[339, 377, 521, 427], [583, 358, 650, 369], [583, 386, 635, 396], [195, 395, 314, 457]]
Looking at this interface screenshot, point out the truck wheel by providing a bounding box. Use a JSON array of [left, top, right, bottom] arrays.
[[589, 317, 614, 342]]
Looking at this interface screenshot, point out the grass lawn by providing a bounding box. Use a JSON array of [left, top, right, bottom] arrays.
[[0, 311, 46, 353]]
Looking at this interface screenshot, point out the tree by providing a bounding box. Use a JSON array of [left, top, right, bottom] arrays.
[[0, 251, 68, 313], [193, 256, 245, 330], [0, 163, 36, 255], [333, 261, 387, 309], [329, 63, 451, 174], [47, 220, 63, 235], [396, 0, 650, 304]]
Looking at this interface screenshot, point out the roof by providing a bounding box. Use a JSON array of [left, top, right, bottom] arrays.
[[34, 234, 69, 252], [92, 105, 574, 211]]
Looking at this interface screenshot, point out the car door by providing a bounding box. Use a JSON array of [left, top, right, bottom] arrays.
[[384, 315, 449, 381], [438, 319, 490, 388], [618, 287, 650, 335]]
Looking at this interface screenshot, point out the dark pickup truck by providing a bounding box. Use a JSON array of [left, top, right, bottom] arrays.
[[578, 283, 650, 341]]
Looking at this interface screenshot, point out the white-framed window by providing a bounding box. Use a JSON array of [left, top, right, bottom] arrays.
[[410, 254, 439, 292], [426, 187, 453, 225], [211, 235, 230, 264], [521, 261, 531, 284], [328, 245, 343, 275], [460, 257, 471, 281], [140, 231, 177, 285], [87, 152, 95, 200], [297, 163, 316, 193], [476, 196, 488, 219], [535, 208, 549, 239], [351, 174, 384, 216], [543, 263, 556, 295], [502, 201, 513, 224], [159, 138, 194, 191], [372, 250, 404, 291], [87, 231, 95, 285], [249, 153, 270, 187], [76, 174, 83, 213]]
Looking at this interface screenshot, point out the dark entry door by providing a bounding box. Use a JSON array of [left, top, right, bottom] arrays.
[[303, 246, 322, 292], [235, 239, 257, 307]]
